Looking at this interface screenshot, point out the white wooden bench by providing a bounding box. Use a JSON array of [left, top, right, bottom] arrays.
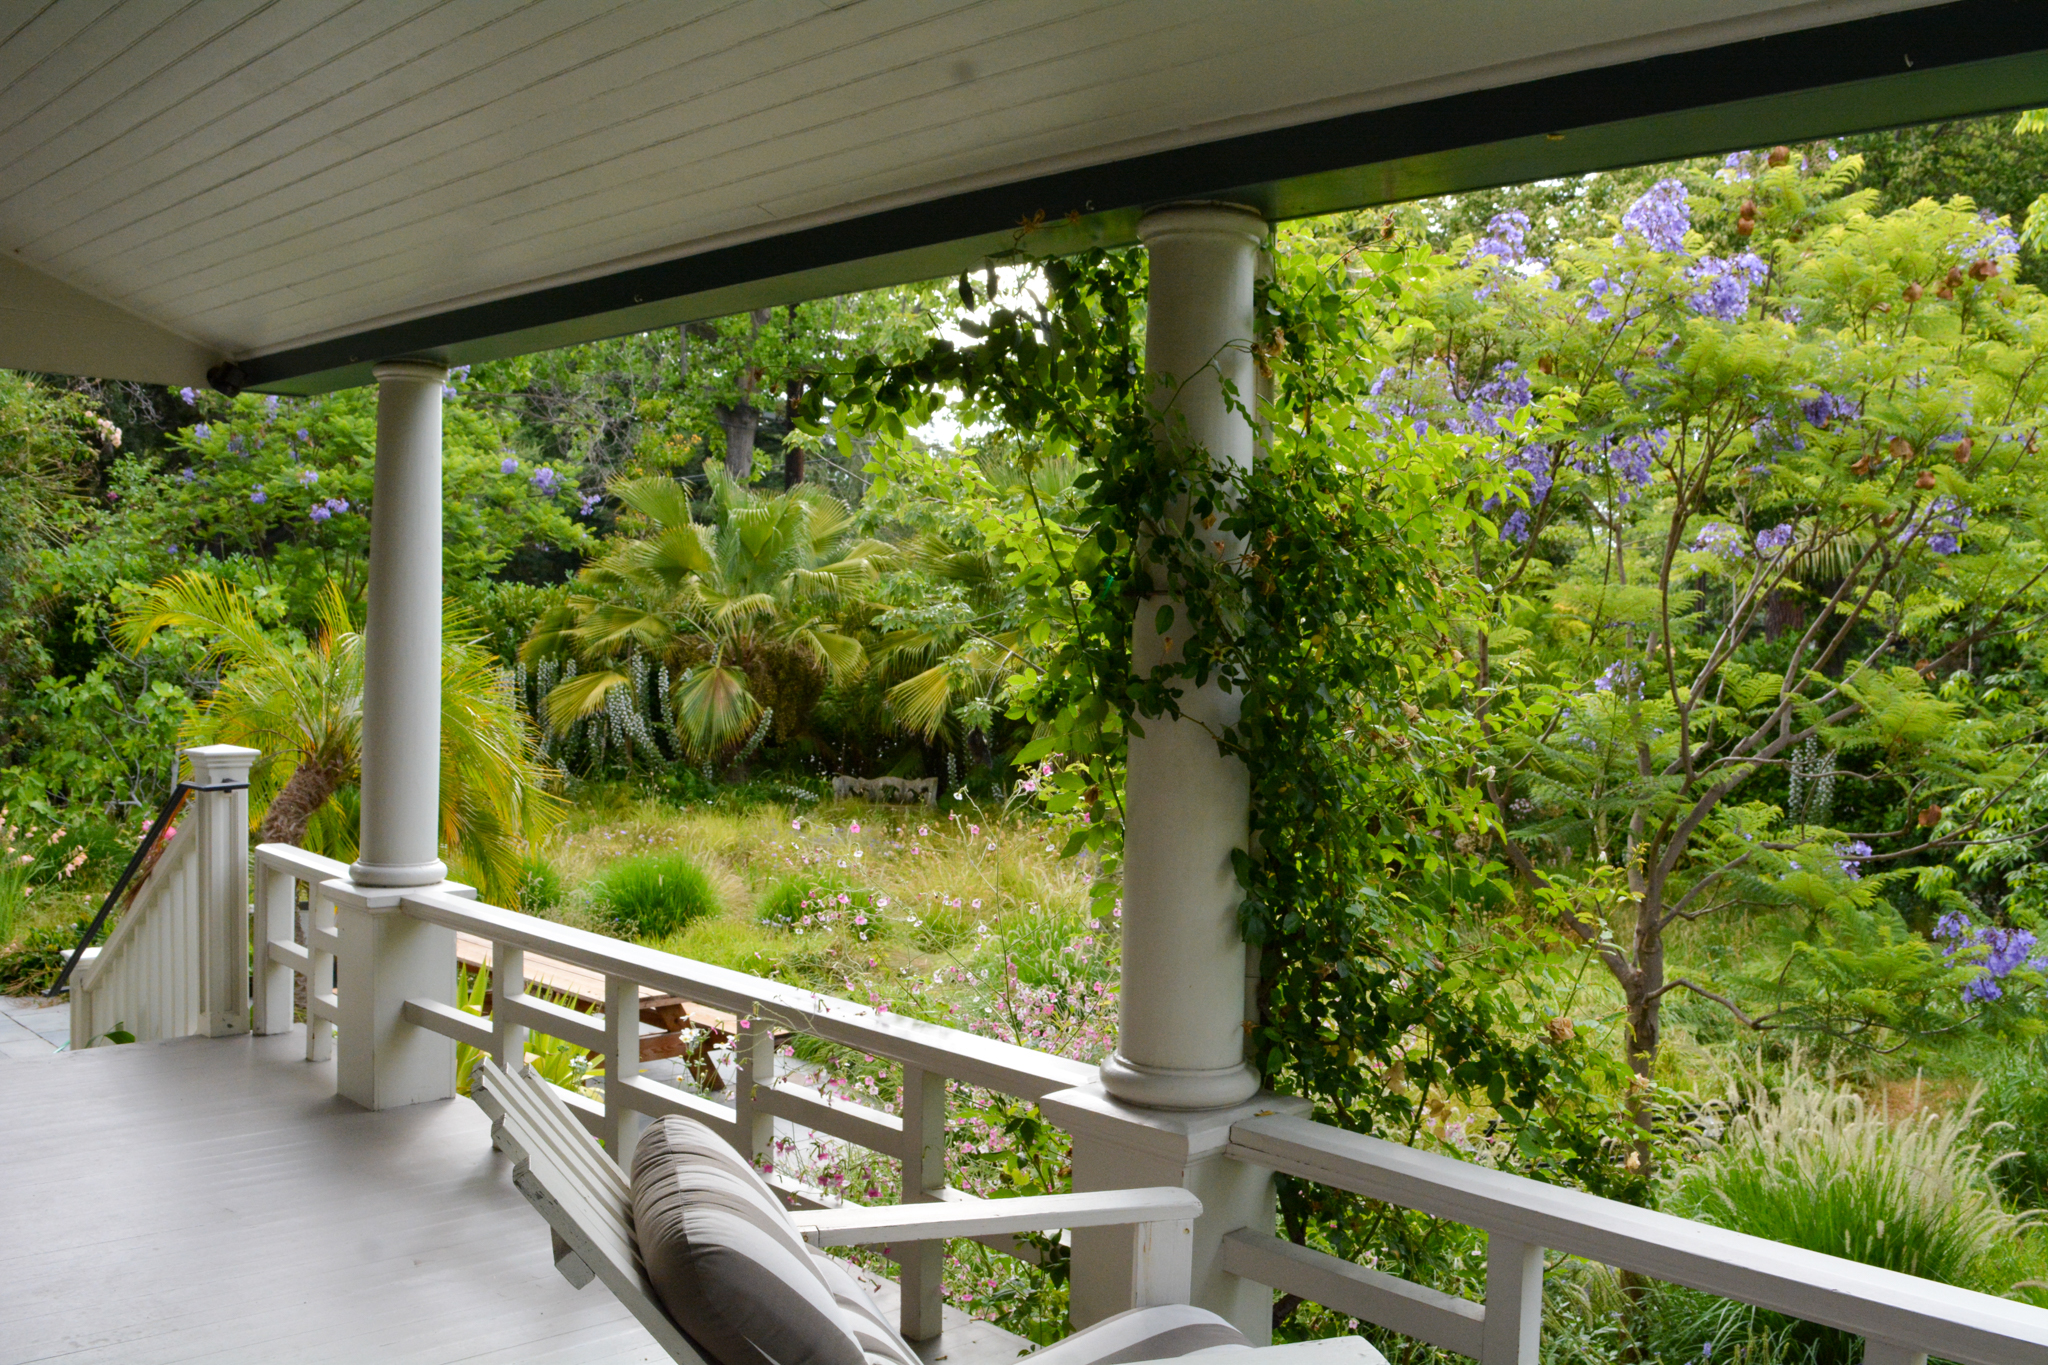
[[470, 1057, 1217, 1363]]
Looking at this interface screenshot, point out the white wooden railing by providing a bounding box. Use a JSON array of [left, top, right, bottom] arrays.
[[249, 842, 1094, 1343], [69, 746, 257, 1049], [242, 835, 2048, 1363], [1220, 1112, 2048, 1365]]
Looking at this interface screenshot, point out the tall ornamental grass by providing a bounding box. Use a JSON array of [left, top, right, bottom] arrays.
[[591, 850, 719, 939], [1656, 1065, 2035, 1364]]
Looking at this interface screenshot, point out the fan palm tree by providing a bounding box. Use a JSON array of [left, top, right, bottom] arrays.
[[117, 573, 561, 903], [524, 474, 886, 757]]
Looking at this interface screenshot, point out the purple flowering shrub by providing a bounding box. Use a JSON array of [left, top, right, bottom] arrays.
[[1362, 146, 2048, 1069], [139, 380, 592, 596]]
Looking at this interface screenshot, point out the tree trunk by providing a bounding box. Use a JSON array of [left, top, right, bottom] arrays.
[[715, 402, 759, 481], [1624, 895, 1664, 1171], [783, 373, 805, 488], [258, 752, 350, 846], [716, 308, 774, 482]]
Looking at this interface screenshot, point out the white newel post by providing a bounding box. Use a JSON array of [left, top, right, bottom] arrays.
[[334, 358, 469, 1111], [1052, 202, 1296, 1342], [186, 744, 259, 1038]]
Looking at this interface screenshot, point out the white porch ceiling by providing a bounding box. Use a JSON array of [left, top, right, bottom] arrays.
[[0, 0, 2029, 389]]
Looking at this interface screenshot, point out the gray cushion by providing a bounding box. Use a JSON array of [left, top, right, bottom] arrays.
[[1026, 1305, 1253, 1365], [631, 1116, 870, 1365]]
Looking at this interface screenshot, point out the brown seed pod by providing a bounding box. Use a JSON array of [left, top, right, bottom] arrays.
[[1946, 264, 1966, 288], [1916, 470, 1938, 489], [1918, 803, 1944, 827], [1877, 511, 1900, 528], [1970, 259, 1995, 281], [1736, 218, 1755, 236], [1955, 436, 1973, 463], [1888, 435, 1915, 461], [1768, 145, 1791, 166], [1851, 454, 1876, 477], [1936, 284, 1955, 301], [1537, 355, 1556, 375], [1903, 281, 1924, 302]]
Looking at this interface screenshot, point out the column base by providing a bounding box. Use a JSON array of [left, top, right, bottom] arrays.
[[1041, 1082, 1311, 1341], [1100, 1052, 1261, 1111], [347, 857, 448, 888]]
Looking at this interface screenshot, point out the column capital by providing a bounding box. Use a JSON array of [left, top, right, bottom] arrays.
[[372, 358, 449, 384], [1137, 202, 1267, 247]]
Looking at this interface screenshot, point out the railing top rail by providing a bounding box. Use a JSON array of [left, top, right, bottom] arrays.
[[1228, 1112, 2048, 1365], [65, 812, 202, 994], [255, 843, 351, 882], [398, 886, 1098, 1101]]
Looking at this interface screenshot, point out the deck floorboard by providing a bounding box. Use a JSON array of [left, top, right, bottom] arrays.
[[0, 1028, 1035, 1365], [0, 1030, 660, 1365]]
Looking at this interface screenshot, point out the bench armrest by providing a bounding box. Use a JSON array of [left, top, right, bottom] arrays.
[[793, 1187, 1199, 1308], [792, 1187, 1199, 1246]]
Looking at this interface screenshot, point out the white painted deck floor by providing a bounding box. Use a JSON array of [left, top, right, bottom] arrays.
[[1, 1026, 1030, 1365]]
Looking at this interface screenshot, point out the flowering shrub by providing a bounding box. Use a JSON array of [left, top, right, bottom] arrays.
[[0, 805, 87, 947]]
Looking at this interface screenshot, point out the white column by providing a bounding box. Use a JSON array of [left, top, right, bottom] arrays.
[[1101, 202, 1265, 1113], [351, 359, 448, 888], [185, 743, 259, 1038]]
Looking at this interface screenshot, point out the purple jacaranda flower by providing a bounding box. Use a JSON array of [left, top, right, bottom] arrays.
[[1687, 253, 1768, 321], [264, 395, 279, 413], [295, 427, 310, 443], [1800, 392, 1859, 429], [1836, 840, 1873, 879], [178, 386, 198, 405], [1691, 522, 1747, 559], [1584, 275, 1620, 323], [1594, 660, 1640, 697], [309, 504, 331, 523], [500, 456, 519, 474], [179, 468, 196, 483], [1500, 508, 1531, 543], [530, 466, 560, 495], [579, 492, 601, 516], [1898, 497, 1968, 555], [1972, 210, 2022, 260], [250, 487, 267, 505], [1468, 210, 1530, 266], [1756, 523, 1796, 555], [1719, 151, 1756, 183], [296, 468, 319, 487], [1933, 913, 2045, 1004], [193, 423, 212, 442], [1618, 178, 1690, 252], [227, 434, 244, 456], [324, 497, 349, 515]]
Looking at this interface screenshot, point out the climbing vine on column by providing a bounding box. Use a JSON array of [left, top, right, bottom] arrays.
[[808, 240, 1633, 1189]]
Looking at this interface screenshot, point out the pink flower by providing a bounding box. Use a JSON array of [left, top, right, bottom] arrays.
[[850, 820, 861, 833]]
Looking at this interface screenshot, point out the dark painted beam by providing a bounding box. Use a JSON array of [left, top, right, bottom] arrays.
[[238, 0, 2048, 394]]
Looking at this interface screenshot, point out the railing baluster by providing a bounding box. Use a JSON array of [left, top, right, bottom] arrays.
[[492, 942, 527, 1072], [602, 973, 645, 1168], [896, 1064, 947, 1341], [732, 1008, 774, 1176], [253, 864, 295, 1035], [1480, 1234, 1542, 1365], [306, 882, 335, 1062]]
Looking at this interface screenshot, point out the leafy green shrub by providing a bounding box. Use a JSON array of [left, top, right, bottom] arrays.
[[591, 851, 718, 939], [1656, 1066, 2036, 1364], [516, 854, 566, 916], [0, 917, 98, 994]]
